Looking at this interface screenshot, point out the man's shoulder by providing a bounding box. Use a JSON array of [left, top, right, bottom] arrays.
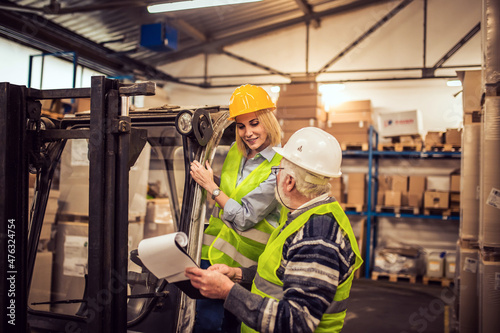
[[301, 212, 339, 239]]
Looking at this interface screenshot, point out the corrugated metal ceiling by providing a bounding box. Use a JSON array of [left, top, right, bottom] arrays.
[[0, 0, 392, 84]]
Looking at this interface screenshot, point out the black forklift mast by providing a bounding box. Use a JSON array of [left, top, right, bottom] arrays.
[[0, 76, 155, 333]]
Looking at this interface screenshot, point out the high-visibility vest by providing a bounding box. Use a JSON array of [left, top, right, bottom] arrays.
[[201, 144, 282, 267], [241, 201, 363, 333]]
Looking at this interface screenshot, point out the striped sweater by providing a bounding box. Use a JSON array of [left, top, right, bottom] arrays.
[[224, 197, 356, 333]]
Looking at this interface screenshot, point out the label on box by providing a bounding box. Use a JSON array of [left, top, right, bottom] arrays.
[[496, 273, 500, 291], [429, 261, 440, 271], [463, 257, 477, 273], [486, 188, 500, 209], [71, 139, 90, 166], [63, 235, 88, 277], [449, 262, 456, 274]]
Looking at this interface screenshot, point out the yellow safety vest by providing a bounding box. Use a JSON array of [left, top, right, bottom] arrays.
[[241, 201, 363, 333], [201, 144, 282, 267]]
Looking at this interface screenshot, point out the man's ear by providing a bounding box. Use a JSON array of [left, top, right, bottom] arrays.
[[285, 174, 296, 192]]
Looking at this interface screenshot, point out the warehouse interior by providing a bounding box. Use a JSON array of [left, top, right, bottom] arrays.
[[0, 0, 498, 332]]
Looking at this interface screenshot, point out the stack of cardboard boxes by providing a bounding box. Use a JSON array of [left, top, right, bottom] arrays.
[[449, 170, 461, 213], [424, 128, 462, 151], [324, 100, 373, 150], [276, 80, 327, 144], [346, 173, 366, 210]]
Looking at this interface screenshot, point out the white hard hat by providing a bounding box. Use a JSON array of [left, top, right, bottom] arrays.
[[273, 127, 342, 178]]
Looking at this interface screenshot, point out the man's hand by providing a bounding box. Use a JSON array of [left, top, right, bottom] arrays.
[[208, 264, 243, 282], [185, 267, 235, 299]]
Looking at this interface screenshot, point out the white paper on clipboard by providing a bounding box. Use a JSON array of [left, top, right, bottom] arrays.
[[138, 232, 198, 283]]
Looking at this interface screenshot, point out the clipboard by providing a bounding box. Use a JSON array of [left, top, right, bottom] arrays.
[[137, 232, 206, 299]]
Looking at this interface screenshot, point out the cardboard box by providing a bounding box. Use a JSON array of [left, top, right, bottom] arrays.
[[408, 192, 423, 208], [385, 190, 402, 207], [276, 106, 327, 122], [329, 177, 345, 203], [278, 118, 324, 132], [282, 131, 294, 144], [277, 94, 322, 108], [392, 175, 408, 192], [464, 111, 481, 124], [279, 82, 318, 96], [456, 70, 482, 112], [77, 98, 91, 113], [347, 173, 366, 205], [327, 132, 369, 145], [377, 110, 423, 138], [424, 191, 449, 209], [324, 121, 371, 134], [330, 100, 372, 113], [377, 191, 385, 205], [409, 175, 426, 193], [378, 175, 392, 192], [445, 128, 462, 146], [329, 111, 373, 124], [425, 131, 443, 146], [450, 192, 460, 202], [450, 174, 460, 192]]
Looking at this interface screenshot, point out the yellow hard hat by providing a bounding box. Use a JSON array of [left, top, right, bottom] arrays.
[[228, 84, 276, 120]]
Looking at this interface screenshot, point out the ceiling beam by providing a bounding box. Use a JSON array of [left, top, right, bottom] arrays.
[[316, 0, 414, 74], [170, 18, 207, 42], [222, 50, 291, 78], [432, 22, 481, 70], [156, 0, 392, 65], [293, 0, 320, 28], [0, 10, 200, 87]]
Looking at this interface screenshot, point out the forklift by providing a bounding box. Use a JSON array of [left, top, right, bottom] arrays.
[[0, 76, 235, 332]]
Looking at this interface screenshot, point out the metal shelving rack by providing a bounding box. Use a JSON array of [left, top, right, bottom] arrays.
[[342, 126, 461, 278]]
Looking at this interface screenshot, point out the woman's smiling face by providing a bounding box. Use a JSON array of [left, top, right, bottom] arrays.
[[235, 112, 269, 155]]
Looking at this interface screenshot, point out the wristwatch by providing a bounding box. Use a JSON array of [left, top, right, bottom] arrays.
[[211, 188, 221, 200]]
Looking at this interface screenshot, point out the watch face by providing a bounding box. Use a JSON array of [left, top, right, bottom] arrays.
[[212, 189, 221, 199]]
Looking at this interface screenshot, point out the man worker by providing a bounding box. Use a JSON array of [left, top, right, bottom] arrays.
[[185, 127, 363, 333]]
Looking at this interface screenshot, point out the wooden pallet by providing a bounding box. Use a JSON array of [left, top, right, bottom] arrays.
[[423, 208, 458, 217], [424, 143, 461, 152], [376, 205, 420, 215], [341, 203, 364, 212], [371, 272, 417, 283], [423, 276, 454, 287], [378, 142, 422, 152], [341, 142, 369, 151]]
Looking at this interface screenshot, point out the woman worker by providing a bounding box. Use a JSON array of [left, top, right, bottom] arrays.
[[189, 84, 283, 332]]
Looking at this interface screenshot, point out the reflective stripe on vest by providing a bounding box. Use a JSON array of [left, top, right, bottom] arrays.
[[241, 201, 363, 333], [202, 144, 282, 266]]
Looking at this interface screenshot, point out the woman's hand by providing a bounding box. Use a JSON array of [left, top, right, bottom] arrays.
[[185, 267, 234, 299], [190, 160, 217, 193]]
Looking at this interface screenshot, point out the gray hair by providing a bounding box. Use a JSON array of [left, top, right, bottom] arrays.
[[281, 159, 331, 199]]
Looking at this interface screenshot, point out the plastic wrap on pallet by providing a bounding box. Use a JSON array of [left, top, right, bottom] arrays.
[[479, 257, 500, 333], [373, 244, 425, 276], [480, 97, 500, 247], [459, 247, 479, 333], [461, 123, 481, 240], [483, 0, 500, 85]]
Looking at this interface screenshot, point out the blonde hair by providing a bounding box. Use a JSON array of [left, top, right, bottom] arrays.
[[281, 159, 331, 199], [235, 108, 282, 157]]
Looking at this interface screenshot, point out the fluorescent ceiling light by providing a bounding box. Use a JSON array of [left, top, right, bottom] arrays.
[[148, 0, 263, 13], [446, 80, 462, 87]]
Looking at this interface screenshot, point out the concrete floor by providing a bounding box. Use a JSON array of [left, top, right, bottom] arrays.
[[343, 278, 457, 333]]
